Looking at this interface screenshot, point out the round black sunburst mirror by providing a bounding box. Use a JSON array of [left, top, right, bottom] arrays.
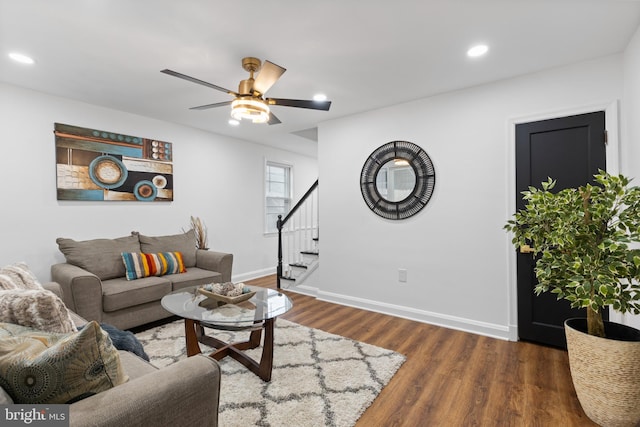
[[360, 141, 436, 220]]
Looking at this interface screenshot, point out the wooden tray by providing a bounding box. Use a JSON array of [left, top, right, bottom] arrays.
[[197, 287, 256, 305]]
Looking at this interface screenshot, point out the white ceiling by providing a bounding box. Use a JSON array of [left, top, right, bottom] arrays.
[[2, 0, 640, 156]]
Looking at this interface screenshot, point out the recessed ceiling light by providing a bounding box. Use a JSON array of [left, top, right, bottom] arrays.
[[467, 44, 489, 58], [313, 94, 327, 102], [8, 52, 35, 64], [228, 119, 240, 126]]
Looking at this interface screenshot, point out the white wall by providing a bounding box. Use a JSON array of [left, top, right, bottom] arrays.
[[0, 83, 318, 282], [617, 25, 640, 330], [623, 26, 640, 181], [317, 55, 625, 339]]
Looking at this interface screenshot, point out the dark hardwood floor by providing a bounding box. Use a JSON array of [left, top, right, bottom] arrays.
[[246, 275, 597, 427]]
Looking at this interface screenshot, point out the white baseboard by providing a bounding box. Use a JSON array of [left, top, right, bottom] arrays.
[[286, 284, 319, 298], [317, 290, 511, 341], [508, 324, 518, 342], [238, 271, 512, 341], [232, 267, 275, 283]]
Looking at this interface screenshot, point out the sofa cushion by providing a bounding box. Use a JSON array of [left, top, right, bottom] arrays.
[[0, 262, 44, 290], [121, 252, 186, 280], [0, 321, 127, 404], [117, 350, 157, 381], [57, 235, 141, 280], [0, 387, 12, 404], [101, 276, 172, 313], [98, 323, 149, 361], [0, 289, 77, 334], [69, 311, 87, 329], [137, 230, 197, 268], [169, 267, 222, 291]]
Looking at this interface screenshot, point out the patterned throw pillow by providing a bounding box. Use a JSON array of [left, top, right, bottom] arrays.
[[137, 230, 198, 267], [121, 252, 186, 281], [0, 289, 76, 334], [0, 321, 128, 404], [0, 262, 43, 290]]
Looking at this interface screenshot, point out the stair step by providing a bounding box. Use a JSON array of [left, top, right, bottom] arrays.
[[300, 250, 319, 256], [279, 275, 296, 282], [313, 237, 319, 241], [289, 263, 308, 269]]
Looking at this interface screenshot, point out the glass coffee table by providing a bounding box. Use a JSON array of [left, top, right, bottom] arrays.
[[161, 285, 293, 381]]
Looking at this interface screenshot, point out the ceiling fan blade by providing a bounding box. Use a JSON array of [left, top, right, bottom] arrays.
[[267, 98, 332, 111], [253, 61, 286, 95], [189, 100, 233, 110], [161, 69, 237, 96], [268, 112, 282, 125]]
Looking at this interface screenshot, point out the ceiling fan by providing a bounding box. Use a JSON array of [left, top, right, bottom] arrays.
[[161, 57, 331, 125]]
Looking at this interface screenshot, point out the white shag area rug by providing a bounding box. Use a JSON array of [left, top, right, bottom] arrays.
[[134, 318, 406, 427]]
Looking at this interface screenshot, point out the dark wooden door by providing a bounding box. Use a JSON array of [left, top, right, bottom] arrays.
[[515, 111, 607, 348]]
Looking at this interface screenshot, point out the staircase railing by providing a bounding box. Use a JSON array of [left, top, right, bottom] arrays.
[[276, 179, 319, 289]]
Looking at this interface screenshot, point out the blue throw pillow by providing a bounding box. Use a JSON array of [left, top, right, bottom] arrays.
[[81, 323, 149, 361]]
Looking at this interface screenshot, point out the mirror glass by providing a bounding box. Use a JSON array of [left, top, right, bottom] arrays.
[[375, 159, 416, 202]]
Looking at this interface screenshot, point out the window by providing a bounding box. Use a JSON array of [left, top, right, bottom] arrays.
[[265, 161, 292, 233]]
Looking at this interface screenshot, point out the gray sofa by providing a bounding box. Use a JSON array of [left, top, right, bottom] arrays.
[[51, 230, 233, 330], [43, 282, 221, 427], [69, 350, 220, 427]]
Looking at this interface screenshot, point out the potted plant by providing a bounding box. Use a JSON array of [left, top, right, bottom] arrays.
[[504, 171, 640, 427]]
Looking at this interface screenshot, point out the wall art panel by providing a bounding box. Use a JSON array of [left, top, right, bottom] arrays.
[[54, 123, 173, 201]]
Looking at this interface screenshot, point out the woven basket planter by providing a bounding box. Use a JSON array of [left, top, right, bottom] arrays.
[[565, 318, 640, 427]]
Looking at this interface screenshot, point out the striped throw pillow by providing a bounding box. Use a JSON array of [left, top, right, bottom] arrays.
[[121, 252, 186, 280]]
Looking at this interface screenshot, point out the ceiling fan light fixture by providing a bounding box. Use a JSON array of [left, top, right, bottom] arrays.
[[162, 57, 331, 125], [231, 97, 270, 123]]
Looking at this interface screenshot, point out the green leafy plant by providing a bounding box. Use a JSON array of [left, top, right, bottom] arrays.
[[504, 172, 640, 337]]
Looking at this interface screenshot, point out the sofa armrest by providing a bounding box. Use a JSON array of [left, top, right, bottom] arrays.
[[51, 263, 103, 323], [69, 354, 220, 427], [196, 250, 233, 282], [42, 282, 64, 299]]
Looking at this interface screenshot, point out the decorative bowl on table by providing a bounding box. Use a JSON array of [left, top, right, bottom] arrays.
[[197, 282, 255, 305]]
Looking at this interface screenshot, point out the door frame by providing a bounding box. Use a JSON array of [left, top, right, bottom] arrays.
[[505, 100, 620, 341]]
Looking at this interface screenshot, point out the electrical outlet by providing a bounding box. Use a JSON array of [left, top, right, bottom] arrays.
[[398, 269, 407, 283]]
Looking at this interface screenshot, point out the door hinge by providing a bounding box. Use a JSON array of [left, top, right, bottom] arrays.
[[604, 130, 608, 145]]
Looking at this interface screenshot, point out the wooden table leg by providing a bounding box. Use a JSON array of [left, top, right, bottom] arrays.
[[194, 318, 277, 381], [184, 319, 202, 356], [234, 327, 262, 351], [258, 318, 275, 381]]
